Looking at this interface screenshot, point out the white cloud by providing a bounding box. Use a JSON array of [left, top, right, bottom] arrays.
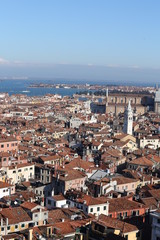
[[0, 57, 9, 64]]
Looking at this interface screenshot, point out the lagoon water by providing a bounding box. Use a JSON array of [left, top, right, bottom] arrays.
[[0, 79, 151, 97], [0, 80, 88, 97]]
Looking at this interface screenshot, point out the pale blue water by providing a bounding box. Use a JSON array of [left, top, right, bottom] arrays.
[[0, 79, 152, 97], [0, 80, 90, 96]]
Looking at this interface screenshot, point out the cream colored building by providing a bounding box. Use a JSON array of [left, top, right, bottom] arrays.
[[4, 163, 35, 184], [138, 136, 159, 149]]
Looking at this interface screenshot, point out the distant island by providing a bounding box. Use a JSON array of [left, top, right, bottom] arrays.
[[28, 83, 155, 94]]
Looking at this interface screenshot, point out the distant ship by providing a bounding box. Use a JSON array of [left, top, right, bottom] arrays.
[[22, 90, 30, 93]]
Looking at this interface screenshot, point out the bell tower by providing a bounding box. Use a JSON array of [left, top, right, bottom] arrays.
[[123, 100, 133, 135], [105, 88, 108, 113]]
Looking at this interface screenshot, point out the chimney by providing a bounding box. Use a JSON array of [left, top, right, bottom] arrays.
[[51, 189, 54, 196], [99, 161, 102, 167], [95, 213, 99, 221], [39, 208, 42, 220], [41, 197, 44, 207], [57, 173, 59, 181], [64, 173, 68, 177], [142, 216, 145, 223], [6, 218, 8, 226], [100, 181, 103, 196], [110, 178, 112, 184], [18, 155, 21, 163], [28, 229, 33, 240]]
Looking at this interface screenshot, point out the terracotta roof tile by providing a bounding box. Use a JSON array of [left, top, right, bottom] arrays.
[[96, 214, 138, 233], [0, 207, 31, 224]]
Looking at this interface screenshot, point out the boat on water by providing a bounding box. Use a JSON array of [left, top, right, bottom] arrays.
[[22, 90, 30, 93]]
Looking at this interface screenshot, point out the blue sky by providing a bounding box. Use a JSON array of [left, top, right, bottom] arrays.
[[0, 0, 160, 83]]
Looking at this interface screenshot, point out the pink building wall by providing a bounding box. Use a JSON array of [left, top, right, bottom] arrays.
[[0, 140, 19, 153]]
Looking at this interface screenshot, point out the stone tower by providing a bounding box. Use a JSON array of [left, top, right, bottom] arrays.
[[155, 87, 160, 114], [123, 100, 133, 135], [105, 88, 108, 112]]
